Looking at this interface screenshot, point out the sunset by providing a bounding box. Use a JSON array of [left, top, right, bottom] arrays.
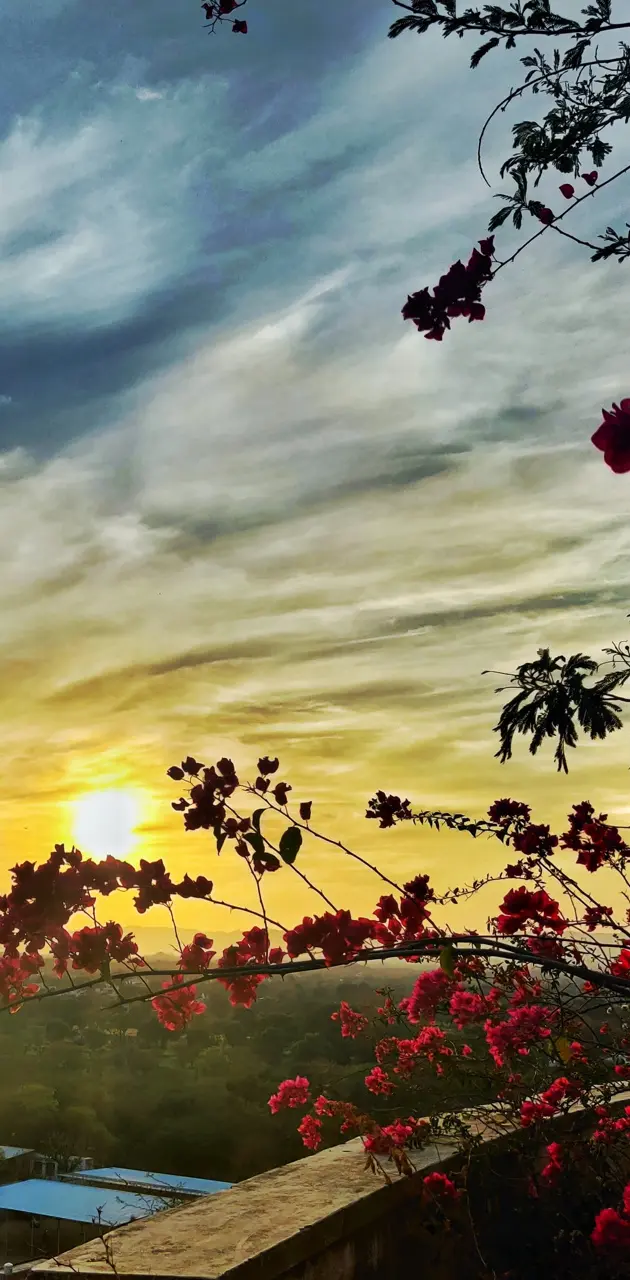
[[1, 0, 630, 939], [1, 3, 630, 1267]]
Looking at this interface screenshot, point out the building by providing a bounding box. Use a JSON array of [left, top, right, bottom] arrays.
[[0, 1157, 232, 1266]]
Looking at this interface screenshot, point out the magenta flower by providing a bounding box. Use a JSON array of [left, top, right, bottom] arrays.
[[592, 400, 630, 473]]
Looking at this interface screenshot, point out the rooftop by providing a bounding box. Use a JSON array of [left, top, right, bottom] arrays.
[[0, 1179, 169, 1228], [67, 1169, 232, 1198]]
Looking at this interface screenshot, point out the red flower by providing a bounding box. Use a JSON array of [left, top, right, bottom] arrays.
[[273, 782, 291, 806], [488, 799, 531, 826], [512, 823, 558, 859], [582, 171, 598, 186], [496, 887, 567, 935], [268, 1076, 310, 1114], [284, 910, 376, 966], [297, 1115, 322, 1150], [402, 969, 453, 1022], [178, 933, 215, 972], [484, 1005, 555, 1067], [365, 1066, 395, 1095], [559, 183, 574, 199], [592, 400, 630, 473], [152, 976, 206, 1032], [540, 1141, 563, 1184], [592, 1207, 630, 1252], [537, 207, 555, 224], [449, 989, 498, 1029], [232, 19, 248, 32], [258, 758, 279, 775], [366, 792, 412, 828], [423, 1172, 460, 1201], [331, 1001, 368, 1038], [402, 238, 494, 342]]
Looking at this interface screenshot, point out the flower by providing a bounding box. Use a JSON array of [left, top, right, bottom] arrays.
[[582, 170, 598, 186], [484, 1005, 555, 1067], [365, 1066, 395, 1095], [496, 887, 567, 935], [592, 400, 630, 473], [488, 799, 531, 826], [401, 969, 453, 1022], [449, 990, 498, 1029], [297, 1115, 322, 1150], [512, 823, 558, 859], [331, 1001, 368, 1038], [401, 238, 494, 342], [423, 1172, 460, 1201], [559, 183, 574, 198], [541, 1141, 563, 1184], [232, 18, 247, 32], [537, 206, 555, 224], [365, 792, 412, 828], [152, 976, 206, 1032], [268, 1076, 310, 1114], [592, 1207, 630, 1252]]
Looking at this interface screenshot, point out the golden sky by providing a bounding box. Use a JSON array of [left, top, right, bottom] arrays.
[[2, 1, 630, 943]]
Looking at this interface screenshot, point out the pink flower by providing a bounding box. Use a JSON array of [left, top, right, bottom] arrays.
[[268, 1076, 310, 1114], [592, 400, 630, 473]]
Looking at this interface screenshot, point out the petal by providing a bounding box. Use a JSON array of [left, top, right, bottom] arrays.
[[606, 451, 630, 474], [592, 423, 614, 450], [620, 398, 630, 414]]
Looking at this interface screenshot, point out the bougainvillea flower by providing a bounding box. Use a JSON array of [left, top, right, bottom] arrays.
[[592, 400, 630, 473]]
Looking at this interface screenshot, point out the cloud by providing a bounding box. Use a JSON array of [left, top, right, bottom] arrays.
[[1, 1, 630, 915]]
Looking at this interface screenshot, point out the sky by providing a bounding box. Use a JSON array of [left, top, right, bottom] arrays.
[[3, 0, 630, 941]]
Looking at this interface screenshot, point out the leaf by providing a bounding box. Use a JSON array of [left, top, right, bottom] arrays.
[[488, 204, 513, 232], [470, 37, 500, 68], [244, 832, 266, 860], [439, 945, 456, 977], [554, 1036, 573, 1064], [279, 826, 303, 865], [251, 809, 265, 834]]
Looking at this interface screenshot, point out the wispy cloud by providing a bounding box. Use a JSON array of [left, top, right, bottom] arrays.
[[0, 1, 629, 923]]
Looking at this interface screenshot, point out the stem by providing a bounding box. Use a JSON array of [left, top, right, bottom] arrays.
[[247, 788, 405, 894]]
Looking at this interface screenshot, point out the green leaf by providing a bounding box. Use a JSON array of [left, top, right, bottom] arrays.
[[244, 832, 266, 859], [279, 826, 303, 865], [439, 945, 456, 978], [251, 809, 265, 833]]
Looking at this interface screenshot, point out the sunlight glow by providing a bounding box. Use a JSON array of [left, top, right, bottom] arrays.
[[71, 789, 141, 861]]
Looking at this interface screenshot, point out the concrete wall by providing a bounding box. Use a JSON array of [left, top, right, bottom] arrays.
[[30, 1137, 472, 1280]]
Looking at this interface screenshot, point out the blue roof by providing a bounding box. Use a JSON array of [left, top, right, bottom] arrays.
[[71, 1167, 231, 1196], [0, 1147, 32, 1160], [0, 1180, 168, 1226]]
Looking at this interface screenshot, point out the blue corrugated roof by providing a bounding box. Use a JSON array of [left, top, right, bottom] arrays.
[[0, 1180, 168, 1226], [0, 1147, 32, 1160], [72, 1167, 231, 1196]]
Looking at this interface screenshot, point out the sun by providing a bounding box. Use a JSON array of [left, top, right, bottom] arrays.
[[71, 789, 141, 861]]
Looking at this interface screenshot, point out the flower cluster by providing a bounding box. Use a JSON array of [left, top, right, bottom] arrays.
[[402, 238, 495, 341], [151, 976, 206, 1032]]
